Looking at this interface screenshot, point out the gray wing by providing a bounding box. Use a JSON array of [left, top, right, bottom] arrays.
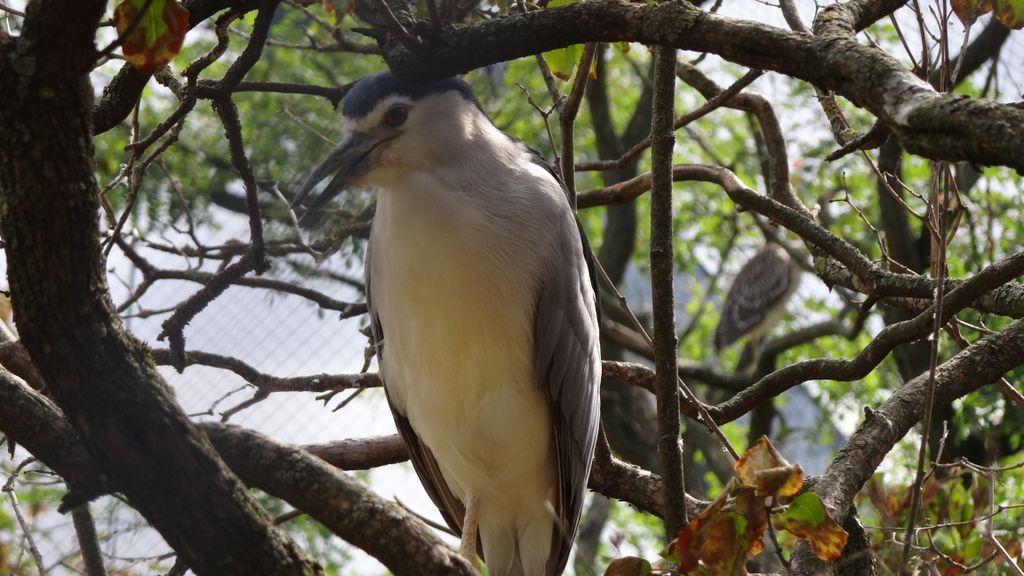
[[518, 140, 602, 573], [364, 240, 468, 536], [714, 243, 796, 350], [534, 214, 602, 576]]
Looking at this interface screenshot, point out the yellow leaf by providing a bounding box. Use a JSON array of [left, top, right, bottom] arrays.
[[543, 44, 581, 81], [734, 436, 804, 497], [773, 493, 849, 561]]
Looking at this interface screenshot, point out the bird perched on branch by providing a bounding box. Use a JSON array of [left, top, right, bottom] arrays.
[[714, 241, 801, 353], [300, 71, 601, 576]]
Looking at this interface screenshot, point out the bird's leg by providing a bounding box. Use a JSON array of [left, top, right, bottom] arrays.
[[459, 494, 480, 571]]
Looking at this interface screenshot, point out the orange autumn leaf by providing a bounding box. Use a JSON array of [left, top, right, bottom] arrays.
[[954, 0, 1024, 28], [675, 485, 729, 572], [321, 0, 355, 23], [114, 0, 189, 71], [603, 557, 652, 576], [951, 0, 994, 23], [993, 0, 1024, 28], [700, 512, 750, 575], [735, 436, 804, 497], [674, 484, 765, 575], [733, 486, 768, 558]]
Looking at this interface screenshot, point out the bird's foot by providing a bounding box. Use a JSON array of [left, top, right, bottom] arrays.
[[459, 494, 481, 574]]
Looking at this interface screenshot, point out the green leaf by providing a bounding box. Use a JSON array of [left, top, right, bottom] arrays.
[[543, 43, 582, 81], [540, 0, 591, 81], [773, 493, 849, 561]]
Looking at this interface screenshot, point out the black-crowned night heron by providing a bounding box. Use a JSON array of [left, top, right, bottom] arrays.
[[714, 242, 801, 352], [301, 72, 601, 576]]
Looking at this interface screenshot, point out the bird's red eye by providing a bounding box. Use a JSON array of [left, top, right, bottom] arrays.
[[383, 105, 409, 127]]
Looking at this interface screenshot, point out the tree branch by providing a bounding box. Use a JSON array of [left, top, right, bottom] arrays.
[[0, 368, 111, 510], [303, 435, 408, 470], [202, 423, 476, 576], [373, 0, 1023, 171], [149, 348, 382, 393], [602, 239, 1023, 429], [649, 44, 687, 536], [791, 317, 1024, 573], [93, 0, 255, 133], [0, 364, 698, 559], [71, 505, 107, 576], [158, 254, 257, 370]]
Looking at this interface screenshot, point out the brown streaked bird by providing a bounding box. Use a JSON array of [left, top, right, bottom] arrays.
[[714, 242, 802, 352]]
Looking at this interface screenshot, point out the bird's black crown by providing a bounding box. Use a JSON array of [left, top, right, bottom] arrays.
[[342, 71, 479, 120]]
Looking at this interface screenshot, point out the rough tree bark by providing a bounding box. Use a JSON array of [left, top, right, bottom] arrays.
[[0, 2, 320, 574], [376, 0, 1024, 171]]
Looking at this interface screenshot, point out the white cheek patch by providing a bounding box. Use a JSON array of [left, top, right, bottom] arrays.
[[377, 144, 401, 167], [341, 117, 361, 133]]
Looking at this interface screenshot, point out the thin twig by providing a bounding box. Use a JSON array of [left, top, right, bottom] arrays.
[[678, 216, 738, 343], [900, 164, 951, 575], [3, 459, 46, 575], [265, 180, 323, 259], [149, 348, 381, 393], [989, 536, 1024, 576], [101, 101, 144, 257], [157, 255, 256, 370], [558, 43, 597, 206], [212, 97, 269, 274], [765, 502, 793, 574], [220, 3, 278, 90], [220, 390, 270, 421], [576, 69, 762, 172], [980, 458, 1024, 576], [535, 53, 562, 105]]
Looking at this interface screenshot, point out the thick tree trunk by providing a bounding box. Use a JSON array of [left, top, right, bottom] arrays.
[[0, 3, 320, 575]]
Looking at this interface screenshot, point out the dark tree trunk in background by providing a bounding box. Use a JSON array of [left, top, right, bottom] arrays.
[[573, 47, 659, 575], [588, 47, 661, 473], [0, 3, 320, 575]]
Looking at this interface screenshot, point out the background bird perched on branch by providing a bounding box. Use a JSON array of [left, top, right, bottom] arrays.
[[300, 71, 602, 576], [714, 241, 802, 354]]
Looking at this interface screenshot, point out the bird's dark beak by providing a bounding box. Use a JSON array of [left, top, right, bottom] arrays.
[[296, 130, 379, 216]]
